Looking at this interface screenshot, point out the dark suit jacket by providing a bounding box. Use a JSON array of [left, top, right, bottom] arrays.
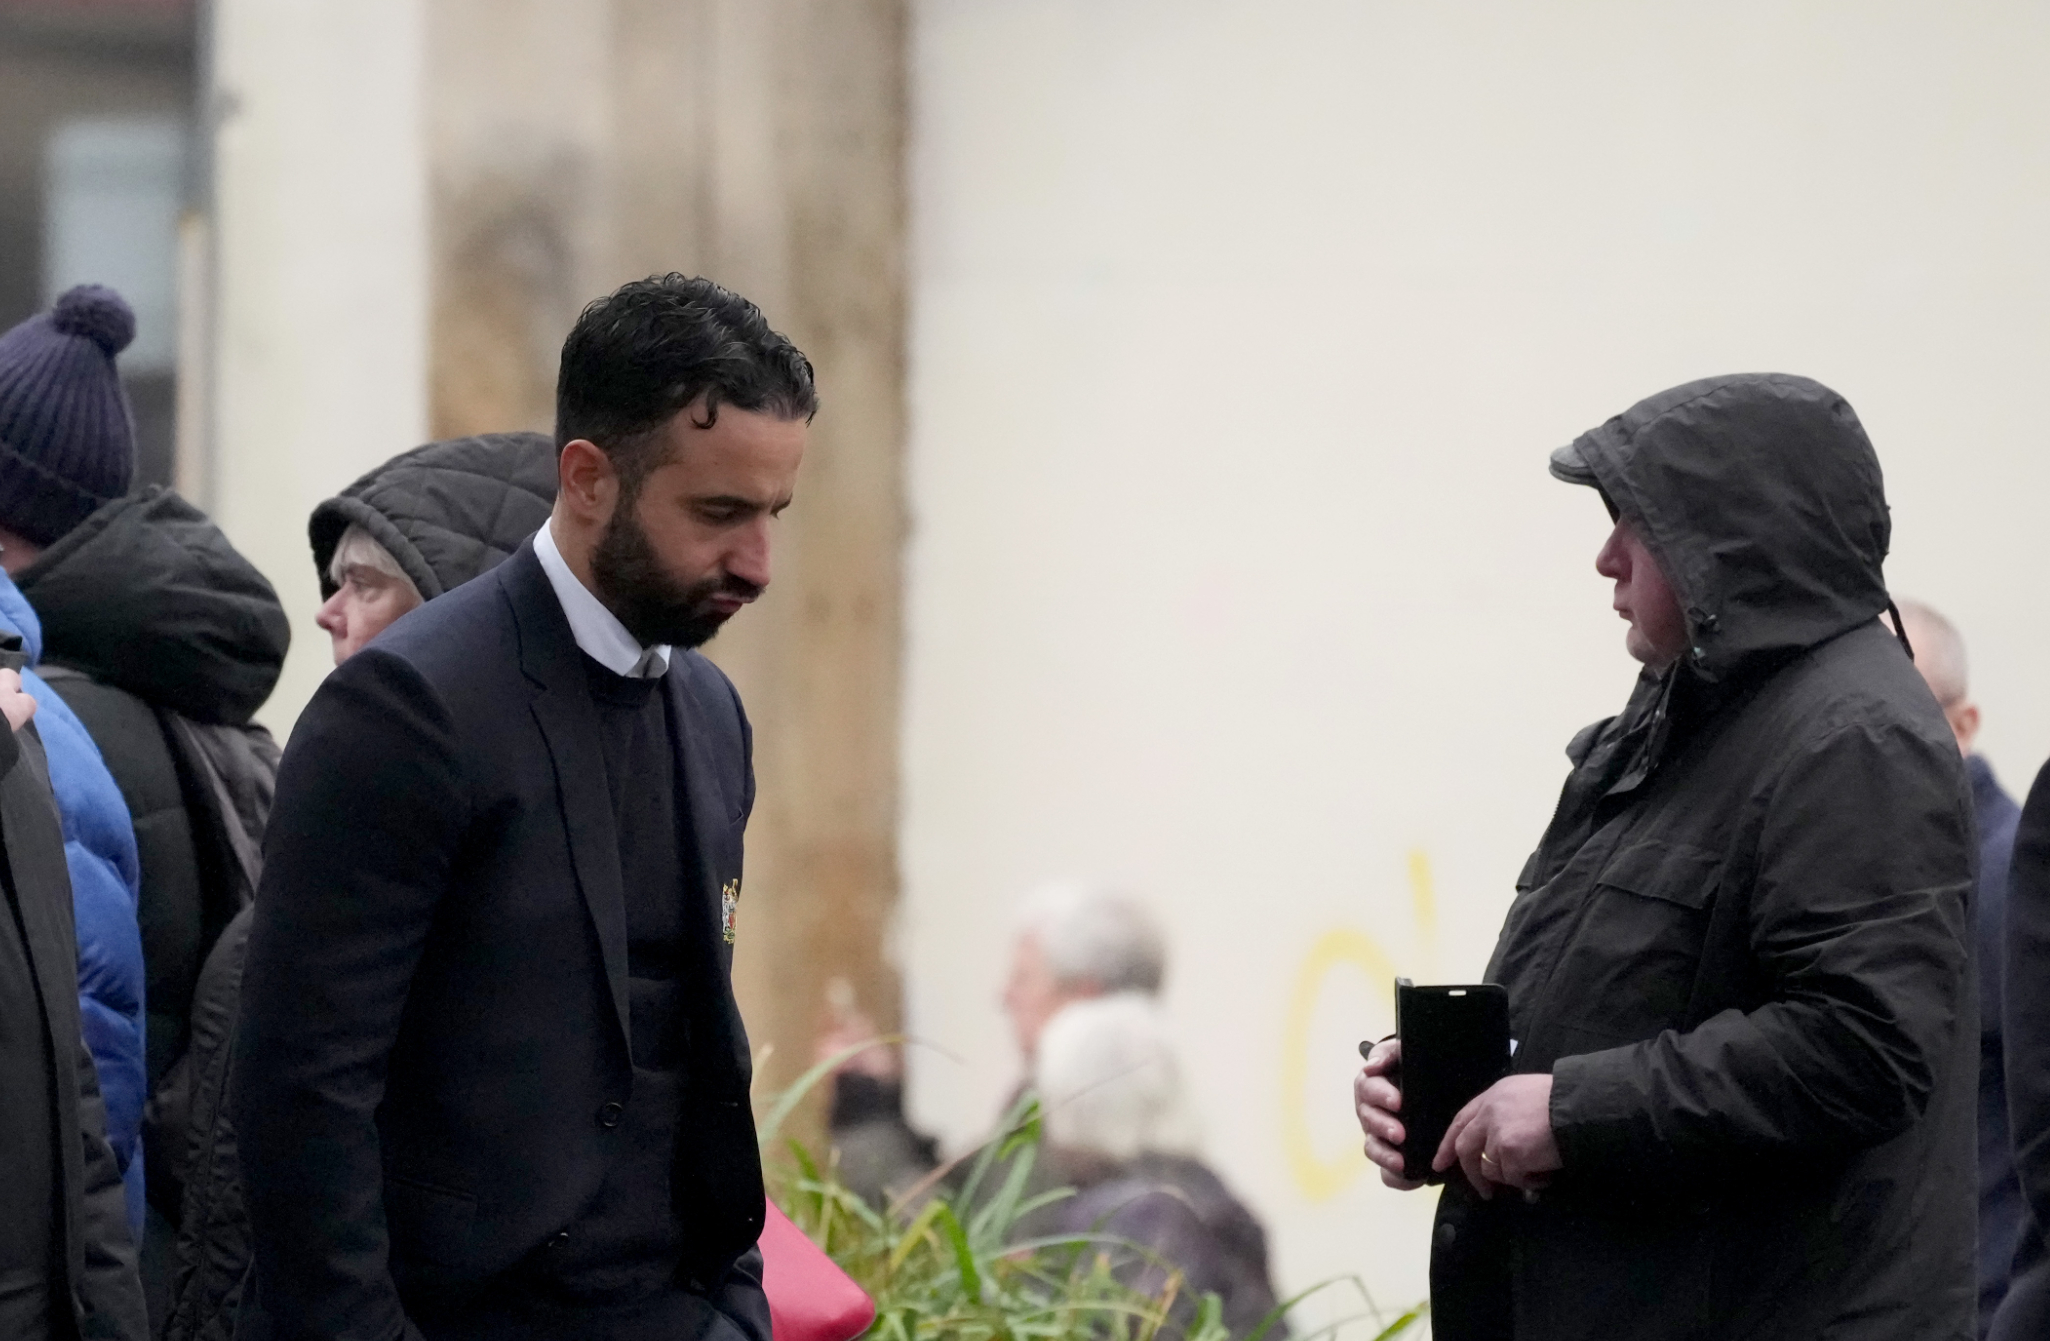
[[1971, 755, 2026, 1334], [233, 543, 767, 1341], [1993, 759, 2050, 1341], [0, 696, 149, 1341]]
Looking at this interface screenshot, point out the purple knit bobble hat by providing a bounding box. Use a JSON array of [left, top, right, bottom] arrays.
[[0, 284, 138, 548]]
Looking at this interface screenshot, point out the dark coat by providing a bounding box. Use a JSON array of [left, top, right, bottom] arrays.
[[16, 488, 288, 1333], [1989, 760, 2050, 1341], [1045, 1150, 1287, 1341], [14, 488, 287, 1108], [1433, 375, 1976, 1341], [1970, 755, 2026, 1335], [158, 905, 250, 1341], [233, 542, 768, 1341], [0, 687, 150, 1341], [0, 574, 147, 1234]]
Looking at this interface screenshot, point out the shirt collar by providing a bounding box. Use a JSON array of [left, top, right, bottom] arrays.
[[532, 522, 672, 679]]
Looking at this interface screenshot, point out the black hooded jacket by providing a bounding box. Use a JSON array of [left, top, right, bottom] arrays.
[[14, 488, 288, 1118], [16, 489, 289, 1335], [1430, 375, 1976, 1341]]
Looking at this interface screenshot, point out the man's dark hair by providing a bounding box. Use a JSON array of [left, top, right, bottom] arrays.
[[555, 273, 817, 490]]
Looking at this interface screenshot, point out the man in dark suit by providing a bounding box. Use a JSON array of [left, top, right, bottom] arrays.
[[233, 274, 815, 1341], [1898, 600, 2027, 1335], [1996, 759, 2050, 1341]]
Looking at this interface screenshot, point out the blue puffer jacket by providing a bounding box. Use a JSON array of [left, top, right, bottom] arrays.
[[0, 571, 146, 1236]]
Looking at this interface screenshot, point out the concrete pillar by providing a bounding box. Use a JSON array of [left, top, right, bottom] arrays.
[[425, 0, 909, 1132], [210, 0, 430, 728]]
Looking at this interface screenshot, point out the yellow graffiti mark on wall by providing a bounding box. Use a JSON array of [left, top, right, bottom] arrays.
[[1280, 926, 1396, 1202], [1408, 848, 1438, 965], [1279, 849, 1444, 1201]]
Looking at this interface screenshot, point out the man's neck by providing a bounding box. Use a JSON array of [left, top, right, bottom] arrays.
[[536, 513, 669, 677], [546, 512, 603, 601]]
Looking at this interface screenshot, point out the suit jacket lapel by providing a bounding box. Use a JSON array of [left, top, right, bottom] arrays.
[[505, 546, 632, 1052]]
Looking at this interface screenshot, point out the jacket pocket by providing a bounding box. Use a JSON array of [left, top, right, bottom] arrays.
[[1546, 839, 1724, 1045], [384, 1174, 477, 1269], [1594, 838, 1721, 909]]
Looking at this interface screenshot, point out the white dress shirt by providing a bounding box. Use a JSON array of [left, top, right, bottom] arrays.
[[532, 522, 672, 679]]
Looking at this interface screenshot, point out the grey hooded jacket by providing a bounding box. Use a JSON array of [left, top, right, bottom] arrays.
[[1429, 375, 1976, 1341]]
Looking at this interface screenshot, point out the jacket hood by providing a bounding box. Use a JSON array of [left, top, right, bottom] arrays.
[[16, 487, 290, 724], [0, 569, 42, 665], [308, 431, 558, 601], [1555, 373, 1893, 682]]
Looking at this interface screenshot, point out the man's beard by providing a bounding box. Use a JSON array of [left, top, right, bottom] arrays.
[[589, 502, 760, 650]]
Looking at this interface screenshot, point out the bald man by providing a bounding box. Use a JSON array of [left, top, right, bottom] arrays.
[[1899, 599, 2024, 1335]]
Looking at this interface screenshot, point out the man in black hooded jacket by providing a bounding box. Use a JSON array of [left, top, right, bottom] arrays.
[[0, 291, 292, 1332], [9, 496, 290, 1328], [1355, 374, 1975, 1340]]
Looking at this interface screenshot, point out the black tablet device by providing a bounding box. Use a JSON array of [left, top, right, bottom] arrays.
[[1393, 977, 1511, 1184]]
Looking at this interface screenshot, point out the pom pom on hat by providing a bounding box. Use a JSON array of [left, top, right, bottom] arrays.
[[49, 284, 137, 357], [0, 284, 138, 546]]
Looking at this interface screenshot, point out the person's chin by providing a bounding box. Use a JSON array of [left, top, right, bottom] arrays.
[[661, 607, 735, 651], [691, 606, 738, 643]]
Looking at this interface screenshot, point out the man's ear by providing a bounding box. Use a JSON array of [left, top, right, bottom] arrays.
[[1951, 701, 1981, 756], [557, 439, 618, 523]]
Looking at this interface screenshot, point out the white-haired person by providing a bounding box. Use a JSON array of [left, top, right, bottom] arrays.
[[1032, 993, 1286, 1340], [309, 432, 561, 663], [821, 881, 1168, 1208]]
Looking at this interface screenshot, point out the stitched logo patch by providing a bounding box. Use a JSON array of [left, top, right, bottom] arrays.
[[721, 879, 740, 944]]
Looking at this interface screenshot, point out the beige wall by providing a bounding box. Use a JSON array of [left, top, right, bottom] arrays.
[[903, 0, 2050, 1324]]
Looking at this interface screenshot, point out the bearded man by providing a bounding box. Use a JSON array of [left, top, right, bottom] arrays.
[[233, 275, 813, 1341]]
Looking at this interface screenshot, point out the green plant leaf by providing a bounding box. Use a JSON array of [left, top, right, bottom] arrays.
[[933, 1203, 983, 1302], [956, 1092, 1040, 1211], [889, 1198, 948, 1275]]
